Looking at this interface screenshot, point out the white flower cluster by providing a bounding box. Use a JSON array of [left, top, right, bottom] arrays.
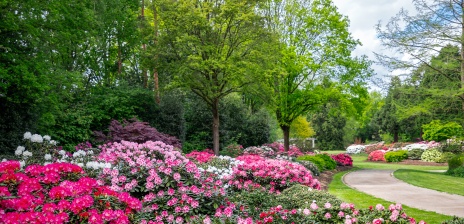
[[15, 146, 25, 156], [199, 155, 243, 180], [346, 145, 365, 154], [275, 154, 295, 161], [30, 134, 43, 143], [403, 143, 428, 151], [85, 161, 111, 170]]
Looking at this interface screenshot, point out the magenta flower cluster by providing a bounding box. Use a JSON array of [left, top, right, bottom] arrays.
[[0, 161, 141, 224], [331, 153, 353, 166], [185, 150, 215, 164], [264, 142, 304, 157], [228, 154, 320, 193]]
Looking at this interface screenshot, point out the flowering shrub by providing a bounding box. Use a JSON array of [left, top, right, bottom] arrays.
[[228, 155, 320, 193], [403, 141, 440, 151], [220, 143, 243, 157], [198, 155, 243, 179], [421, 148, 443, 162], [243, 146, 275, 157], [14, 132, 60, 167], [408, 148, 425, 160], [365, 143, 389, 155], [97, 141, 230, 223], [0, 161, 142, 224], [185, 149, 215, 164], [330, 153, 353, 166], [295, 160, 320, 176], [264, 142, 304, 157], [368, 150, 386, 162], [346, 145, 365, 154]]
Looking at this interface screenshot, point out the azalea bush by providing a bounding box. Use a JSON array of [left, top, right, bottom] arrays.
[[197, 155, 243, 179], [365, 143, 388, 155], [185, 149, 215, 164], [264, 142, 304, 157], [368, 150, 386, 162], [96, 140, 231, 223], [403, 141, 440, 151], [408, 149, 424, 160], [0, 161, 142, 224], [330, 153, 353, 166], [228, 154, 320, 193], [421, 148, 443, 162], [243, 146, 275, 158], [346, 145, 365, 154], [296, 154, 337, 171], [295, 160, 320, 176], [220, 143, 243, 157]]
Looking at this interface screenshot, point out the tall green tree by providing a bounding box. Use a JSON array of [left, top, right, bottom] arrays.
[[376, 0, 464, 115], [260, 0, 371, 150], [156, 0, 272, 155]]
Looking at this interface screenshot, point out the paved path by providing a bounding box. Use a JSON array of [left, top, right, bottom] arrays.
[[343, 169, 464, 217]]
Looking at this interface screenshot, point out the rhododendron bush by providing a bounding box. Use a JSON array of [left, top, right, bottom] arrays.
[[0, 161, 141, 224], [331, 153, 353, 166], [228, 154, 320, 192], [185, 150, 215, 164], [96, 141, 230, 223], [368, 150, 386, 162]]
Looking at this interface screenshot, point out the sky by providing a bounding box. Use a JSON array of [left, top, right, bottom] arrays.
[[332, 0, 417, 90]]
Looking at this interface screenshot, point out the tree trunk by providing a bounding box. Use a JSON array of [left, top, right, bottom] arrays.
[[141, 0, 148, 88], [281, 125, 290, 151], [393, 131, 399, 143], [212, 99, 220, 155], [461, 4, 464, 116], [153, 2, 160, 103]]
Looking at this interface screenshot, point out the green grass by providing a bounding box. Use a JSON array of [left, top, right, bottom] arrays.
[[394, 169, 464, 196], [351, 153, 447, 171], [328, 169, 454, 223]]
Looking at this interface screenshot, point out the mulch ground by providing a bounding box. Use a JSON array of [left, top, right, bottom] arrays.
[[317, 160, 447, 191]]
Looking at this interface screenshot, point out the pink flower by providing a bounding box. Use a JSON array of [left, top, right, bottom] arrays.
[[325, 212, 332, 219], [338, 211, 345, 218], [375, 204, 385, 211], [324, 202, 332, 208], [310, 202, 318, 210], [303, 208, 310, 215]]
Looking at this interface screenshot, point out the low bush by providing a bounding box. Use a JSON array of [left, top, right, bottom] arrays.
[[296, 154, 337, 171], [407, 148, 424, 160], [446, 166, 464, 178], [243, 146, 275, 158], [447, 154, 464, 171], [275, 184, 342, 210], [442, 216, 464, 224], [421, 148, 443, 162], [330, 153, 353, 166], [365, 143, 388, 155], [296, 160, 320, 176], [367, 150, 386, 161], [220, 143, 243, 157], [346, 145, 365, 154], [440, 142, 464, 154], [437, 152, 455, 163], [185, 149, 215, 164], [317, 154, 337, 170], [385, 150, 408, 162]]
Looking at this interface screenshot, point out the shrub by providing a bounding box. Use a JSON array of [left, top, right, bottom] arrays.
[[385, 150, 408, 162], [447, 154, 464, 171], [440, 141, 464, 154], [185, 149, 215, 164], [317, 154, 337, 170], [345, 145, 365, 154], [407, 148, 424, 160], [296, 160, 320, 176], [94, 119, 181, 149], [264, 142, 304, 157], [230, 154, 320, 193], [422, 120, 464, 142], [446, 166, 464, 178], [96, 141, 230, 223], [330, 153, 353, 166], [296, 154, 337, 171], [368, 150, 386, 161], [0, 161, 142, 224], [421, 148, 443, 162], [437, 152, 455, 163], [275, 184, 342, 210], [243, 146, 275, 158], [365, 143, 388, 155], [442, 216, 464, 224], [220, 143, 243, 157]]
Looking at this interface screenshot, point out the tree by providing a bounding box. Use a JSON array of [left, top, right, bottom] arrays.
[[156, 0, 271, 155], [376, 0, 464, 114], [312, 101, 347, 150], [260, 0, 371, 150], [375, 76, 402, 142], [290, 116, 315, 139]]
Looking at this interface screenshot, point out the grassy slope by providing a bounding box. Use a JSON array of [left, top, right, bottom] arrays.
[[328, 170, 453, 223], [394, 169, 464, 196]]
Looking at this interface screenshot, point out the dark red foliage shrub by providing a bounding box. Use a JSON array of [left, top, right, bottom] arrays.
[[94, 119, 182, 149]]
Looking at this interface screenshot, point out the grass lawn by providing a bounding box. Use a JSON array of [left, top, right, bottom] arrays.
[[394, 169, 464, 196], [351, 153, 447, 171], [328, 169, 454, 223]]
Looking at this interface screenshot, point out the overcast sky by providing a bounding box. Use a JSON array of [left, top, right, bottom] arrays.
[[332, 0, 417, 90]]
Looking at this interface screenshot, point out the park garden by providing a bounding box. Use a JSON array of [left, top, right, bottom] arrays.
[[3, 0, 464, 223]]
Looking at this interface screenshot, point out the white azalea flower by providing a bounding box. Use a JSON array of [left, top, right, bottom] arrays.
[[15, 146, 25, 156], [23, 132, 32, 140], [30, 134, 43, 143], [22, 151, 33, 157], [43, 135, 51, 141], [49, 140, 57, 145], [44, 154, 52, 160]]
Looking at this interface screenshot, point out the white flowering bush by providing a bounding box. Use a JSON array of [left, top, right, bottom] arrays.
[[14, 132, 59, 167], [198, 155, 243, 180], [421, 148, 443, 162], [346, 145, 365, 154], [403, 141, 440, 151]]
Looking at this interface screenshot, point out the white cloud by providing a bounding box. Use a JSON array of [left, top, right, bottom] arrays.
[[332, 0, 417, 90]]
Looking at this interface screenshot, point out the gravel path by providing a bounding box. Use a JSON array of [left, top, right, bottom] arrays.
[[343, 169, 464, 217]]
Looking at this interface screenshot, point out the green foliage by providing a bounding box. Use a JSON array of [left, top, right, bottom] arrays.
[[296, 154, 336, 171], [442, 216, 464, 224], [437, 152, 456, 163], [219, 144, 243, 158], [422, 120, 463, 142], [421, 148, 444, 162], [446, 167, 464, 178], [385, 150, 408, 162], [447, 154, 464, 171], [275, 184, 342, 209], [407, 149, 425, 160], [439, 141, 464, 154], [290, 116, 315, 139], [295, 160, 320, 176], [312, 101, 347, 151], [229, 189, 277, 218]]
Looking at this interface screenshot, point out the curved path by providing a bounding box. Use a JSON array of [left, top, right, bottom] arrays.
[[343, 169, 464, 217]]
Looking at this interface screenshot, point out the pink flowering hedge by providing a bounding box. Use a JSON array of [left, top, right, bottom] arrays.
[[185, 150, 215, 164], [228, 154, 320, 193], [97, 141, 230, 223], [331, 153, 353, 166], [0, 161, 141, 224], [368, 150, 386, 162]]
